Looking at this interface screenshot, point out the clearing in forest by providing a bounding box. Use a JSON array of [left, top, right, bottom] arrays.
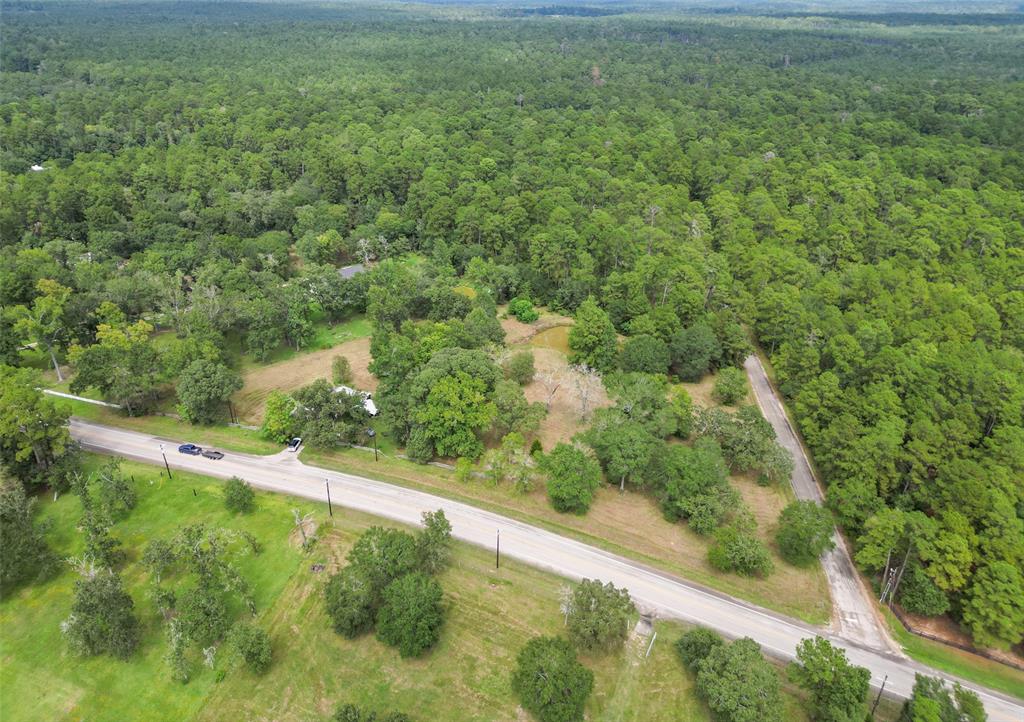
[[232, 316, 375, 425]]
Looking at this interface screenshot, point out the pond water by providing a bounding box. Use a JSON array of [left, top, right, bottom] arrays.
[[528, 325, 571, 354]]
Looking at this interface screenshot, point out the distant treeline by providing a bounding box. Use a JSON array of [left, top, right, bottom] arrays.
[[760, 11, 1024, 26], [502, 5, 628, 17]]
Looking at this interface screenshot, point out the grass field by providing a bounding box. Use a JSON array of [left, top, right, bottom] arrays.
[[303, 445, 833, 625], [1, 456, 830, 722], [0, 458, 312, 722], [232, 316, 375, 425]]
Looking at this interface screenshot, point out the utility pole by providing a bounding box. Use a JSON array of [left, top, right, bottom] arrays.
[[495, 529, 500, 569], [870, 675, 888, 718], [325, 479, 333, 517], [160, 444, 172, 479], [366, 428, 378, 461]]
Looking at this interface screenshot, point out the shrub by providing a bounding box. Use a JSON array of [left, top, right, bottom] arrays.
[[333, 704, 412, 722], [376, 572, 445, 657], [712, 367, 747, 405], [332, 355, 353, 385], [229, 622, 272, 674], [505, 351, 536, 385], [508, 297, 539, 323], [223, 477, 255, 514], [708, 524, 774, 577], [511, 636, 593, 722], [675, 627, 724, 670]]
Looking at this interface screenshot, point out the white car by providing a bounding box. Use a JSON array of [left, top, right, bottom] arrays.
[[286, 437, 302, 452]]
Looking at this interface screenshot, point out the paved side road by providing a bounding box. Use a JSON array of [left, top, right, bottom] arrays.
[[744, 354, 898, 654], [69, 418, 1024, 720]]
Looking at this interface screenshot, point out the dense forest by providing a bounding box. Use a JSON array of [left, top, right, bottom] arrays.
[[1, 0, 1022, 657]]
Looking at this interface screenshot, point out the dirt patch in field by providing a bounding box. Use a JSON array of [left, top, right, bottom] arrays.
[[518, 347, 611, 450], [233, 337, 375, 425]]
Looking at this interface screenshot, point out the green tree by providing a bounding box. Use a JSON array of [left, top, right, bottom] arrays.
[[413, 372, 496, 460], [376, 572, 445, 657], [775, 501, 835, 567], [332, 355, 353, 385], [0, 366, 74, 487], [897, 675, 986, 722], [176, 359, 242, 425], [961, 561, 1024, 650], [508, 297, 540, 323], [898, 565, 950, 617], [346, 526, 420, 599], [505, 351, 536, 385], [260, 391, 299, 443], [493, 378, 545, 437], [568, 297, 617, 373], [61, 569, 140, 660], [223, 477, 255, 514], [12, 278, 71, 381], [416, 509, 452, 575], [69, 320, 162, 415], [584, 414, 660, 492], [708, 522, 774, 577], [789, 636, 870, 722], [0, 473, 56, 591], [713, 367, 748, 405], [325, 567, 376, 638], [541, 443, 603, 515], [565, 579, 636, 653], [670, 322, 720, 382], [618, 334, 670, 375], [652, 439, 737, 534], [675, 627, 725, 670], [177, 583, 229, 646], [695, 637, 783, 722], [228, 621, 272, 674], [511, 636, 594, 722]]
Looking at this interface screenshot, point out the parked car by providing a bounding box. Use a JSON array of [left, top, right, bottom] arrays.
[[178, 443, 203, 455], [286, 437, 302, 452], [201, 450, 224, 460]]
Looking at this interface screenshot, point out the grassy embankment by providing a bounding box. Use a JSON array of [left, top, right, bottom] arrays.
[[1, 456, 834, 722]]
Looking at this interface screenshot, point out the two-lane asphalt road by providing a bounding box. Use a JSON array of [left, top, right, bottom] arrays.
[[70, 418, 1024, 720]]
